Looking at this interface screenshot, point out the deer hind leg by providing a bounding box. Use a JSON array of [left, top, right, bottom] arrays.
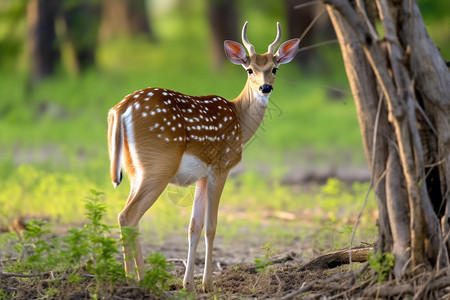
[[183, 178, 208, 292], [202, 172, 228, 292], [118, 174, 170, 280]]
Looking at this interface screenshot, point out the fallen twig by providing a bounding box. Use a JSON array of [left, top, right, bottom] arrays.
[[277, 282, 313, 300], [271, 252, 297, 264], [0, 270, 94, 279], [0, 270, 50, 278], [298, 246, 373, 271], [167, 258, 187, 268], [275, 273, 283, 296]]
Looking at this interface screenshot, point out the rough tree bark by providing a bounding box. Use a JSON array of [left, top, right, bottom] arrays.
[[322, 0, 450, 277]]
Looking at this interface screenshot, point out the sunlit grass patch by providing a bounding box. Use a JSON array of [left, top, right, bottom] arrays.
[[1, 165, 376, 252]]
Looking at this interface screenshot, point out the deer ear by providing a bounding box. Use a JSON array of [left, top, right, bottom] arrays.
[[275, 38, 299, 65], [224, 40, 249, 66]]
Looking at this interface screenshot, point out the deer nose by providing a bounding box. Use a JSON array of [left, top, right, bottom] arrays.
[[260, 84, 273, 94]]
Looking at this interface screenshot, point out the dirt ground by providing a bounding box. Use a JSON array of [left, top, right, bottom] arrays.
[[1, 245, 354, 300], [3, 216, 450, 299], [0, 229, 370, 300]]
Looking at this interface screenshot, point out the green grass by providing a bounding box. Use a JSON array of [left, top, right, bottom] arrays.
[[0, 164, 377, 253], [0, 190, 174, 299]]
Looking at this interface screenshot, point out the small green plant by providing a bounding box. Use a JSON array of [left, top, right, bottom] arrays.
[[44, 287, 59, 298], [321, 178, 346, 196], [367, 251, 395, 282], [84, 190, 109, 235], [0, 288, 13, 300], [62, 227, 89, 268], [82, 190, 125, 284], [254, 242, 278, 273], [176, 288, 195, 300], [11, 219, 56, 273], [67, 273, 83, 284], [139, 252, 173, 295]]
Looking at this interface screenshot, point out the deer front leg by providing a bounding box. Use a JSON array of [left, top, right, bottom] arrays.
[[183, 178, 208, 292], [203, 173, 228, 292]]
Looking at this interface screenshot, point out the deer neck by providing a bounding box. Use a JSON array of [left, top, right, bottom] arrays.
[[232, 81, 268, 145]]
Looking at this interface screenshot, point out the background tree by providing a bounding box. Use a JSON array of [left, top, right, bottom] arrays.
[[99, 0, 156, 41], [63, 0, 101, 72], [284, 0, 335, 72], [27, 0, 102, 81], [207, 0, 238, 69], [27, 0, 60, 83], [323, 0, 450, 280]]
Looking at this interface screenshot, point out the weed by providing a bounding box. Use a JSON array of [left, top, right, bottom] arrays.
[[0, 289, 9, 300], [341, 225, 354, 235], [67, 273, 83, 284], [175, 289, 195, 299], [139, 252, 173, 295], [44, 287, 59, 298], [367, 251, 395, 282], [84, 190, 109, 235], [82, 190, 125, 284], [10, 219, 57, 273], [254, 243, 278, 273], [0, 189, 136, 296], [62, 227, 89, 268], [87, 234, 124, 284]]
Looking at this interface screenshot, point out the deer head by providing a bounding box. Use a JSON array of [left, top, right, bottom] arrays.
[[224, 21, 300, 106]]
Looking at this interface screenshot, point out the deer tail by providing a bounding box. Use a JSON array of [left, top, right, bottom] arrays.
[[107, 109, 123, 188]]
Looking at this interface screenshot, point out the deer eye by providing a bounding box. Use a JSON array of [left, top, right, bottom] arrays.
[[246, 68, 253, 75], [272, 68, 278, 75]]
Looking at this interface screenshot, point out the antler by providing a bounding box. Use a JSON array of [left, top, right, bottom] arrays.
[[267, 22, 282, 54], [241, 21, 255, 56]]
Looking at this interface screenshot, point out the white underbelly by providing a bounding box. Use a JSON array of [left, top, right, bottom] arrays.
[[170, 154, 210, 186]]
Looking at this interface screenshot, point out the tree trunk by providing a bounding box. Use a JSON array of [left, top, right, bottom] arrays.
[[27, 0, 60, 83], [63, 0, 101, 72], [99, 0, 156, 41], [207, 0, 238, 69], [285, 0, 335, 72], [323, 0, 450, 276]]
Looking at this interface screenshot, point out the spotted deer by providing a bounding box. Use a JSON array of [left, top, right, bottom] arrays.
[[107, 21, 299, 292]]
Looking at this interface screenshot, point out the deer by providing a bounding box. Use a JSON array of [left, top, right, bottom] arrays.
[[107, 21, 299, 292]]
